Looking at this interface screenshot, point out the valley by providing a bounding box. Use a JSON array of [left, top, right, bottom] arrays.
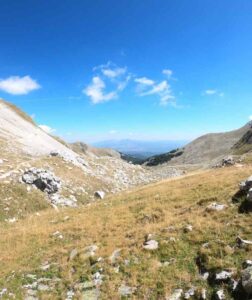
[[0, 99, 252, 299]]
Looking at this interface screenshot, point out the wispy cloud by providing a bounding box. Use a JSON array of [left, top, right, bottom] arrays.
[[38, 124, 55, 134], [249, 115, 252, 121], [84, 62, 130, 104], [135, 74, 175, 106], [135, 77, 155, 86], [205, 89, 217, 95], [204, 89, 224, 97], [0, 75, 41, 95], [162, 69, 173, 78]]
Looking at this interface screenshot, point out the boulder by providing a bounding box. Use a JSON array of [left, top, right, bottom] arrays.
[[240, 176, 252, 192], [222, 156, 235, 166], [143, 239, 159, 250], [184, 224, 193, 233], [109, 249, 121, 264], [94, 191, 105, 199], [22, 168, 61, 194], [206, 203, 227, 212], [242, 266, 252, 294], [215, 270, 233, 282]]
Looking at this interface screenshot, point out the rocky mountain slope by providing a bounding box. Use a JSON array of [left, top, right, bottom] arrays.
[[144, 122, 252, 167], [0, 99, 181, 216], [2, 99, 252, 299]]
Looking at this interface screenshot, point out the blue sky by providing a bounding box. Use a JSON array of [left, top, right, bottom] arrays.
[[0, 0, 252, 142]]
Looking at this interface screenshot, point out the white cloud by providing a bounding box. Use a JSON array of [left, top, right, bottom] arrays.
[[137, 79, 175, 106], [135, 77, 155, 86], [249, 115, 252, 121], [94, 62, 127, 79], [38, 124, 55, 134], [141, 80, 169, 96], [204, 89, 225, 97], [162, 69, 173, 78], [0, 75, 41, 95], [84, 62, 130, 104], [102, 67, 126, 78], [83, 76, 117, 104], [205, 89, 217, 95]]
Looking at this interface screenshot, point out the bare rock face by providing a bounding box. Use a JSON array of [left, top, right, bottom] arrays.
[[22, 168, 61, 194]]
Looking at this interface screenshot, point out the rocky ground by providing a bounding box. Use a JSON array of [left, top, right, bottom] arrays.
[[1, 165, 252, 299]]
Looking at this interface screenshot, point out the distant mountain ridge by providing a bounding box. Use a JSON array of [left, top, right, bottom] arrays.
[[92, 139, 187, 158], [144, 122, 252, 166]]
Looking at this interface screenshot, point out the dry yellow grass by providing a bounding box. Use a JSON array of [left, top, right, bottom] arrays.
[[0, 165, 252, 298]]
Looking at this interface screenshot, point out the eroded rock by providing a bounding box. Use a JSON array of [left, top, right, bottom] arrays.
[[22, 168, 61, 194]]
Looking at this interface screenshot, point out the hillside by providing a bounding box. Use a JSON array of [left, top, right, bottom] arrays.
[[1, 165, 252, 299], [1, 100, 252, 299], [0, 99, 181, 219], [144, 122, 252, 167], [232, 127, 252, 155]]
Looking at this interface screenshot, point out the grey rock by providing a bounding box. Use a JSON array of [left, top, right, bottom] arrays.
[[118, 284, 136, 296], [22, 168, 61, 194], [94, 191, 105, 199], [236, 236, 252, 247], [84, 245, 98, 257], [109, 249, 121, 264], [206, 203, 227, 212], [69, 248, 78, 260], [143, 239, 159, 250], [215, 270, 233, 282], [240, 176, 252, 191], [222, 156, 235, 166], [215, 289, 225, 300], [167, 289, 183, 300], [50, 194, 77, 207], [184, 224, 193, 233], [244, 260, 252, 268], [184, 287, 195, 299], [242, 266, 252, 294]]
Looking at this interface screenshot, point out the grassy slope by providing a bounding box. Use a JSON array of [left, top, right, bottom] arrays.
[[0, 166, 252, 298]]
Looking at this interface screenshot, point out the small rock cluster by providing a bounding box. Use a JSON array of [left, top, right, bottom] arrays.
[[21, 168, 77, 207], [214, 156, 237, 168], [22, 168, 61, 194]]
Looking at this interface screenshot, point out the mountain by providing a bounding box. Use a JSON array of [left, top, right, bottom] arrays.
[[232, 126, 252, 155], [144, 122, 252, 166], [70, 141, 121, 158], [0, 99, 181, 214], [92, 139, 187, 158], [2, 99, 252, 299]]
